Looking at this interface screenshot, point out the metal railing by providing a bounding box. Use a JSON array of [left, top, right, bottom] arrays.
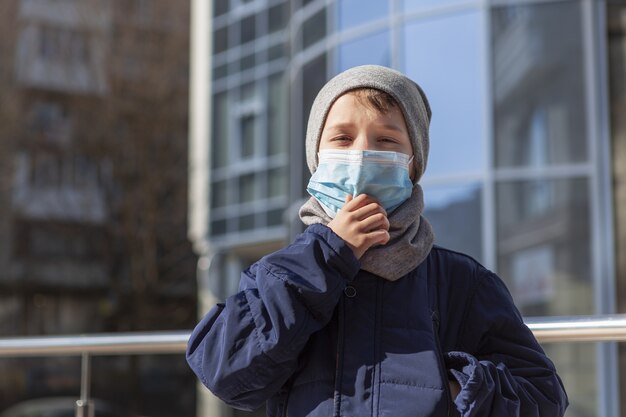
[[0, 315, 625, 416]]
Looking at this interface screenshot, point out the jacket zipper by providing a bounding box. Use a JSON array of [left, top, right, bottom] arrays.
[[432, 311, 451, 417], [333, 298, 346, 417]]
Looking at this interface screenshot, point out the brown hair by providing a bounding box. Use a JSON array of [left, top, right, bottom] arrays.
[[349, 88, 399, 114]]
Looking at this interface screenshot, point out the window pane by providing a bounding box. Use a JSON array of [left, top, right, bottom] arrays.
[[337, 30, 390, 72], [268, 74, 287, 156], [496, 178, 592, 317], [211, 219, 228, 236], [238, 174, 256, 203], [268, 3, 288, 33], [268, 43, 286, 61], [240, 115, 256, 159], [337, 0, 388, 29], [423, 183, 483, 263], [212, 93, 230, 168], [492, 2, 587, 167], [302, 8, 326, 49], [211, 180, 229, 209], [240, 15, 256, 45], [214, 26, 228, 54], [238, 214, 255, 231], [214, 0, 229, 17], [268, 167, 287, 197], [240, 52, 255, 71], [267, 208, 284, 227], [403, 11, 485, 178]]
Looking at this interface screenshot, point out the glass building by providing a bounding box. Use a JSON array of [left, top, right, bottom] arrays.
[[188, 0, 626, 416]]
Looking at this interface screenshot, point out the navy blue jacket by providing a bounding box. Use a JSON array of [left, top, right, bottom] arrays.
[[187, 224, 568, 416]]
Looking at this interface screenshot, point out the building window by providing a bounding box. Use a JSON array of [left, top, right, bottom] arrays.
[[267, 73, 287, 156]]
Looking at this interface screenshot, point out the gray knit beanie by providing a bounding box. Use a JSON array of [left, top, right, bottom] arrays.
[[305, 65, 432, 182]]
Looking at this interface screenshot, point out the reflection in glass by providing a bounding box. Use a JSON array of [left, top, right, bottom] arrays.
[[337, 30, 390, 72], [337, 0, 388, 29], [423, 183, 483, 263], [492, 2, 587, 167], [496, 178, 592, 317], [403, 11, 485, 177]]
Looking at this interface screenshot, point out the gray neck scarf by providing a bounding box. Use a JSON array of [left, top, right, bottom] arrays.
[[300, 186, 434, 281]]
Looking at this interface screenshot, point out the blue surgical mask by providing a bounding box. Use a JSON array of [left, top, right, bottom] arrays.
[[307, 149, 414, 218]]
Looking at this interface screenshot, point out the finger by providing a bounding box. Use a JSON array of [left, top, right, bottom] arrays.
[[359, 212, 388, 232], [343, 193, 370, 211], [364, 229, 390, 247], [352, 202, 387, 221]]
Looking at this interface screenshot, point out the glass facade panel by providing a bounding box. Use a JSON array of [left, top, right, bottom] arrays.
[[268, 74, 287, 156], [423, 183, 483, 263], [238, 214, 255, 231], [267, 208, 284, 226], [403, 11, 485, 178], [240, 15, 257, 45], [211, 180, 229, 209], [337, 30, 390, 72], [214, 0, 229, 17], [268, 167, 287, 197], [238, 174, 256, 203], [496, 178, 592, 317], [492, 2, 587, 168], [268, 43, 286, 61], [302, 8, 327, 49], [240, 53, 255, 71], [268, 3, 288, 33], [337, 0, 388, 29], [240, 115, 256, 159], [214, 26, 229, 54], [212, 93, 230, 168]]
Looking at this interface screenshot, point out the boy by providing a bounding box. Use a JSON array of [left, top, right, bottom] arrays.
[[186, 65, 568, 416]]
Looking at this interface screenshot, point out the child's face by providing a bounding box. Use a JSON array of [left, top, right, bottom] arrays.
[[319, 92, 415, 179]]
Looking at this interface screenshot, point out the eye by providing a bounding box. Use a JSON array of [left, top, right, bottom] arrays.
[[330, 135, 352, 143], [378, 136, 398, 144]]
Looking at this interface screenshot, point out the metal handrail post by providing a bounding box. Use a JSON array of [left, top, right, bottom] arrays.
[[75, 352, 94, 417]]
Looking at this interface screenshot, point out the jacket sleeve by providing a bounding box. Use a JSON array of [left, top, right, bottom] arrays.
[[186, 224, 359, 411], [444, 270, 568, 417]]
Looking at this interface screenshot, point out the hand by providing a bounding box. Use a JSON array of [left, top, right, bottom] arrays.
[[327, 194, 390, 259]]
